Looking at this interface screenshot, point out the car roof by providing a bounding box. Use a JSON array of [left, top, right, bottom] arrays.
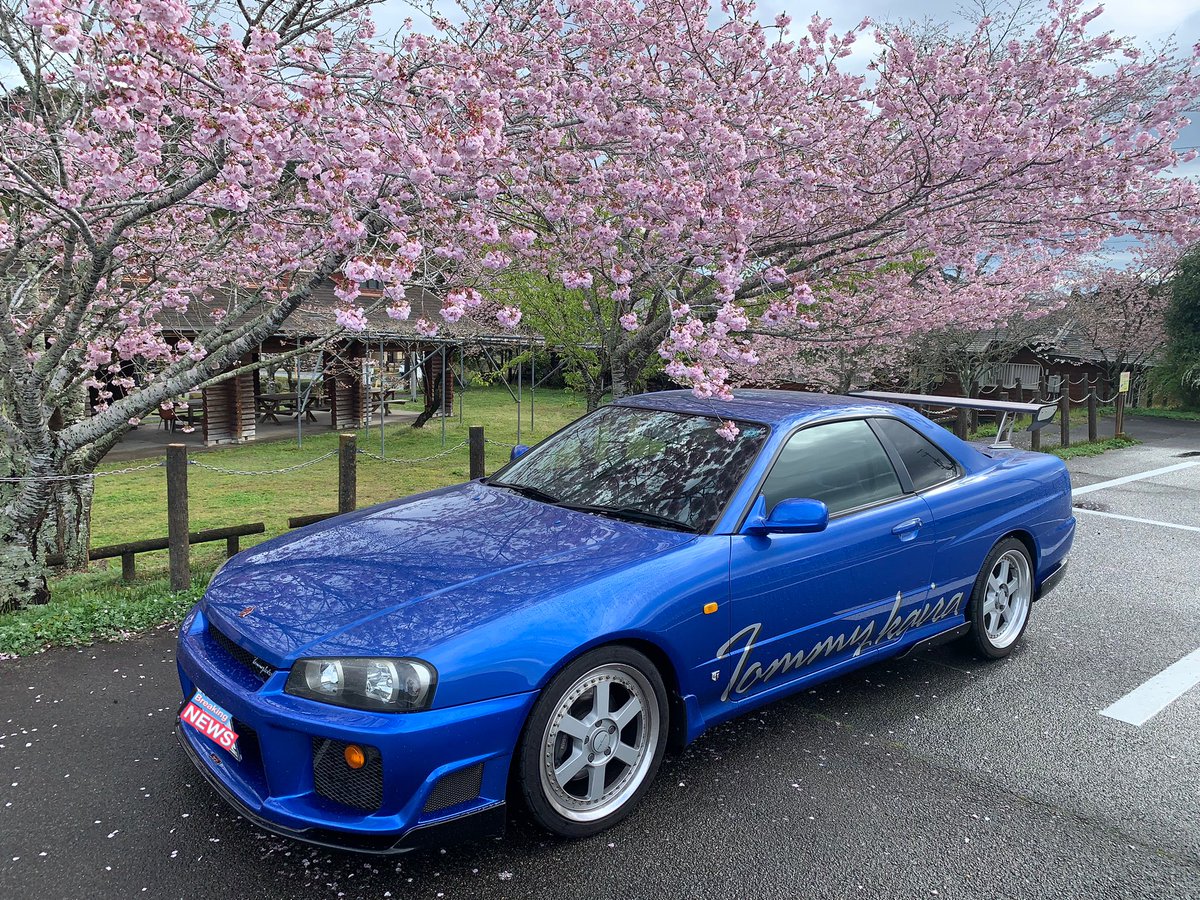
[[616, 389, 885, 427]]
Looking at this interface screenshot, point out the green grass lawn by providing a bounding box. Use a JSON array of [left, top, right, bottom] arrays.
[[91, 385, 586, 547], [1, 386, 588, 656], [1047, 436, 1141, 459], [1127, 406, 1200, 422]]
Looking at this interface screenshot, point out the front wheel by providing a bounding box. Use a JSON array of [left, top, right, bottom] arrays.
[[517, 646, 668, 838], [966, 538, 1034, 659]]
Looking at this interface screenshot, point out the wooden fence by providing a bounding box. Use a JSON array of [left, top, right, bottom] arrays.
[[57, 428, 493, 591]]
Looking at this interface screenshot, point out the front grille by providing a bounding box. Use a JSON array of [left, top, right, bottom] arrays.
[[312, 738, 383, 811], [209, 624, 274, 683], [423, 762, 484, 813], [232, 718, 260, 764]]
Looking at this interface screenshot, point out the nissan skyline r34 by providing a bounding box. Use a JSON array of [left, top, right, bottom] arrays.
[[175, 389, 1074, 852]]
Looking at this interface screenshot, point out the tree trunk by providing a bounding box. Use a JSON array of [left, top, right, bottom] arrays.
[[0, 463, 93, 613], [44, 478, 93, 570], [0, 534, 49, 614], [584, 380, 605, 412], [611, 362, 630, 401]]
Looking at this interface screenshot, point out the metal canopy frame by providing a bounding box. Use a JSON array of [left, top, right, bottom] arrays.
[[261, 333, 550, 454]]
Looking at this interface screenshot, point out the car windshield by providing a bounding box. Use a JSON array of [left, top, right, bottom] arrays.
[[489, 404, 769, 532]]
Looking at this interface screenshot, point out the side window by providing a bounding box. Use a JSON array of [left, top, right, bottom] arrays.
[[760, 420, 903, 516], [873, 418, 958, 491]]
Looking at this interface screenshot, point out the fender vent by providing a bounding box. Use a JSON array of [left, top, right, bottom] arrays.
[[312, 738, 383, 811], [423, 762, 484, 813]]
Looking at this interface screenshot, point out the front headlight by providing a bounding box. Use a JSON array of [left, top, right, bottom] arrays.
[[285, 658, 436, 712]]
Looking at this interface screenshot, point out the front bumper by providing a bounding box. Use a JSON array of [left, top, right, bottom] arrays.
[[176, 606, 537, 853]]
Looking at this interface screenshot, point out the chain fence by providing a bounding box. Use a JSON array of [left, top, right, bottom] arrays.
[[358, 441, 468, 463], [0, 462, 164, 484], [189, 451, 338, 477], [3, 438, 503, 484]]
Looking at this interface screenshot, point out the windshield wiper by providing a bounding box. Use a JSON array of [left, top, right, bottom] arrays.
[[486, 480, 560, 505], [557, 503, 695, 533]]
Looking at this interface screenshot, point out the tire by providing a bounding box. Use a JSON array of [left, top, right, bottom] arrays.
[[966, 537, 1034, 659], [517, 646, 668, 838]]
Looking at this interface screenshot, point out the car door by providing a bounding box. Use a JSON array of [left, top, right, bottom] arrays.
[[721, 418, 938, 706]]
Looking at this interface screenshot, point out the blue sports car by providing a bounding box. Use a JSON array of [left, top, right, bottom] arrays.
[[175, 389, 1075, 852]]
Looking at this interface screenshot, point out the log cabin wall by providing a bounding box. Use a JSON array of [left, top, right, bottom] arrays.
[[202, 364, 256, 445]]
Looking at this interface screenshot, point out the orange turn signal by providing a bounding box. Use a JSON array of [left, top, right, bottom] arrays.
[[344, 744, 366, 769], [703, 602, 719, 615]]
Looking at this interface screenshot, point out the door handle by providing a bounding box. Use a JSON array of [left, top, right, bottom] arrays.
[[891, 517, 923, 541]]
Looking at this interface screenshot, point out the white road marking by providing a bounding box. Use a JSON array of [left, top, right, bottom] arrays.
[[1101, 647, 1200, 726], [1073, 507, 1200, 534], [1072, 461, 1200, 496]]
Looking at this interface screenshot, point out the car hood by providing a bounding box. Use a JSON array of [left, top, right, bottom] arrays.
[[203, 481, 694, 667]]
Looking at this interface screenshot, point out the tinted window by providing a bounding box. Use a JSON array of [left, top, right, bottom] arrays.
[[873, 418, 958, 491], [494, 405, 769, 532], [760, 420, 902, 516]]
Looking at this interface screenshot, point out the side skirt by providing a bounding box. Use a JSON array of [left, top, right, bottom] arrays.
[[894, 622, 971, 659]]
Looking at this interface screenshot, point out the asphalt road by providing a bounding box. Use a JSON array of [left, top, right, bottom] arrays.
[[3, 415, 1199, 900]]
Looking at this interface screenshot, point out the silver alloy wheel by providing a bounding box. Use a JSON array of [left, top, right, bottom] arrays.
[[983, 549, 1032, 649], [539, 662, 660, 823]]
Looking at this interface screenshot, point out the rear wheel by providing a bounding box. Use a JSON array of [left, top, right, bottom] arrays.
[[518, 646, 668, 838], [966, 538, 1033, 659]]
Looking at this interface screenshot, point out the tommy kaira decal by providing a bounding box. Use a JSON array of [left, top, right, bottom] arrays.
[[716, 590, 965, 702]]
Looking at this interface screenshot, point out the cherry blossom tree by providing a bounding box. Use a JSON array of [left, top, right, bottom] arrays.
[[455, 0, 1200, 414], [0, 0, 515, 608], [1065, 242, 1182, 387]]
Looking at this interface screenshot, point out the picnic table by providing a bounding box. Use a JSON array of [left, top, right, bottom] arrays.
[[257, 392, 316, 424], [368, 388, 407, 417]]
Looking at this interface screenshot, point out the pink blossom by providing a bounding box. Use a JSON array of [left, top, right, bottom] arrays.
[[510, 229, 536, 250], [336, 307, 367, 331], [496, 306, 522, 329], [561, 271, 593, 290], [619, 312, 638, 332]]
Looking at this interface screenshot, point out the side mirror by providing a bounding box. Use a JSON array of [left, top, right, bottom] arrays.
[[510, 444, 530, 461], [741, 496, 829, 536]]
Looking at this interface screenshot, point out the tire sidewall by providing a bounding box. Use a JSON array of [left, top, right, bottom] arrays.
[[968, 537, 1034, 659], [517, 645, 669, 838]]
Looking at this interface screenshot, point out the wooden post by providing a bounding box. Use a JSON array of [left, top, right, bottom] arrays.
[[166, 443, 190, 591], [1115, 391, 1126, 438], [1031, 425, 1041, 452], [1087, 377, 1098, 443], [121, 552, 136, 583], [226, 535, 240, 557], [1059, 393, 1070, 448], [469, 426, 486, 480], [955, 408, 968, 440], [338, 433, 357, 514]]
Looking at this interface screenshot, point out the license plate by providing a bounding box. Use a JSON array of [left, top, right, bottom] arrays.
[[180, 689, 242, 761]]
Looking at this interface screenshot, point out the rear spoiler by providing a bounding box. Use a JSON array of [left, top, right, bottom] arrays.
[[849, 390, 1057, 450]]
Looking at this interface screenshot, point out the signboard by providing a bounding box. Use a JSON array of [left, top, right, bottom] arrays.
[[180, 689, 241, 761], [1119, 371, 1131, 394]]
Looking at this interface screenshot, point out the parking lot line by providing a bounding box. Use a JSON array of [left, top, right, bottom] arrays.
[[1100, 647, 1200, 726], [1073, 507, 1200, 534], [1072, 461, 1200, 496]]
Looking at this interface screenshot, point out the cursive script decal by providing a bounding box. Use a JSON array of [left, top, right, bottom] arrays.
[[716, 591, 965, 702]]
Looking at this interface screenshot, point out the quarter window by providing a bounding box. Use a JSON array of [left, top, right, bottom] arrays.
[[872, 418, 958, 491], [760, 420, 903, 516]]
